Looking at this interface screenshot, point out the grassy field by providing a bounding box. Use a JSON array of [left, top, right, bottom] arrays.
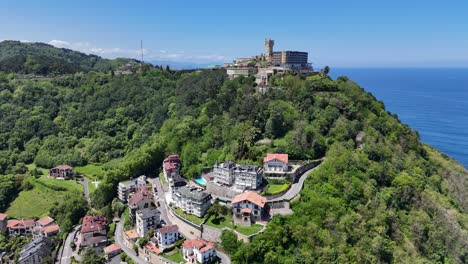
[[264, 183, 290, 195], [206, 214, 263, 236], [7, 176, 83, 219], [74, 164, 105, 179], [174, 207, 205, 225], [26, 163, 48, 175], [162, 248, 184, 263]]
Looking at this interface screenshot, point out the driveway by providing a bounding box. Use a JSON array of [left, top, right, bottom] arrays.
[[59, 225, 80, 264], [81, 177, 91, 206], [115, 221, 147, 264]]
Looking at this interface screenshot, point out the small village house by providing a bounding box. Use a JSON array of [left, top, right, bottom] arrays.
[[231, 191, 268, 226], [33, 216, 60, 238], [48, 165, 73, 179], [7, 219, 35, 236], [182, 239, 217, 264], [155, 224, 179, 249], [263, 153, 289, 177], [104, 244, 122, 260]]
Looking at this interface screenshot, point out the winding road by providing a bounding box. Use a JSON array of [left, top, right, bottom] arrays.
[[59, 225, 80, 264], [115, 221, 147, 264]]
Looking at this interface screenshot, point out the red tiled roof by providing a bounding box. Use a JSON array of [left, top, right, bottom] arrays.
[[144, 243, 162, 255], [125, 229, 139, 240], [7, 219, 35, 229], [42, 224, 60, 234], [241, 208, 252, 214], [0, 213, 7, 221], [36, 216, 54, 226], [232, 192, 267, 208], [183, 239, 214, 252], [163, 155, 180, 164], [104, 244, 122, 254], [81, 215, 106, 234], [263, 153, 288, 164], [128, 186, 151, 206], [53, 165, 73, 170], [156, 224, 178, 234]]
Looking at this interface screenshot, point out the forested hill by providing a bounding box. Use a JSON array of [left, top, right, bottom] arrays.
[[0, 59, 467, 263], [0, 40, 136, 74]]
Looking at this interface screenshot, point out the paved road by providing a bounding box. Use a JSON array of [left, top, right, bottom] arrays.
[[150, 177, 231, 264], [59, 225, 80, 264], [268, 160, 324, 202], [115, 221, 147, 264], [81, 177, 91, 205]]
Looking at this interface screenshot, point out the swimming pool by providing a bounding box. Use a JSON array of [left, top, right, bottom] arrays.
[[194, 177, 206, 185]]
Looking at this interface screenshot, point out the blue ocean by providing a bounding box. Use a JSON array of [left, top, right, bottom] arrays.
[[330, 68, 468, 169]]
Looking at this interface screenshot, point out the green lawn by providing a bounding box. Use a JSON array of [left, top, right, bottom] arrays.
[[206, 214, 264, 236], [74, 164, 105, 179], [7, 176, 83, 218], [174, 207, 205, 225], [265, 183, 290, 195], [162, 248, 184, 263]]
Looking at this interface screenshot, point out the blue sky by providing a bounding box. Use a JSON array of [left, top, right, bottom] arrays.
[[1, 0, 467, 67]]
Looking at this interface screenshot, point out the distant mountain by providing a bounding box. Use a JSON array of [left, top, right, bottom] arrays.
[[0, 40, 136, 75], [151, 60, 222, 70]]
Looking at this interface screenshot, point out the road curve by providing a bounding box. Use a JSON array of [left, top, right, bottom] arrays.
[[268, 160, 325, 202], [59, 225, 80, 264], [115, 221, 147, 264]]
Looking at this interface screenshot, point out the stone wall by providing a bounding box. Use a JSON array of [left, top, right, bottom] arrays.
[[166, 207, 202, 239]]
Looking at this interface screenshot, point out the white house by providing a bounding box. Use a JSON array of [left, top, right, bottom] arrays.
[[182, 239, 217, 264], [155, 225, 179, 249], [172, 186, 212, 217], [263, 153, 288, 173]]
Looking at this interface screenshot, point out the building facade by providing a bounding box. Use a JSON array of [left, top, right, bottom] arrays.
[[7, 219, 35, 236], [263, 153, 289, 177], [233, 165, 263, 191], [18, 237, 52, 264], [77, 215, 107, 252], [155, 225, 180, 249], [0, 214, 7, 231], [49, 165, 73, 179], [117, 175, 147, 203], [172, 186, 212, 217], [33, 216, 60, 238], [128, 186, 153, 224], [182, 239, 217, 264], [163, 155, 181, 178], [272, 51, 308, 67], [212, 161, 236, 186], [232, 191, 268, 226], [136, 208, 160, 237]]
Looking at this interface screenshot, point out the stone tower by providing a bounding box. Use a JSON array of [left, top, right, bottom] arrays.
[[265, 38, 274, 62]]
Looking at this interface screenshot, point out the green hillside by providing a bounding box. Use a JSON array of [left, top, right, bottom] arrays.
[[0, 40, 135, 74], [0, 47, 466, 263]]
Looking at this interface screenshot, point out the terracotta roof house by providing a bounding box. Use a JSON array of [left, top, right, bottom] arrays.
[[33, 216, 60, 238], [231, 191, 268, 226], [125, 229, 139, 241], [263, 153, 289, 175], [155, 224, 180, 249], [49, 165, 73, 179], [77, 215, 107, 252], [141, 241, 163, 263], [128, 186, 153, 224], [7, 219, 35, 236], [182, 239, 216, 264], [104, 244, 122, 260], [0, 213, 7, 231]]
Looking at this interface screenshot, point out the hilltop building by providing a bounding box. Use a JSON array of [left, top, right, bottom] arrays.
[[18, 237, 52, 264], [263, 153, 289, 178], [225, 38, 315, 86], [172, 186, 212, 217]]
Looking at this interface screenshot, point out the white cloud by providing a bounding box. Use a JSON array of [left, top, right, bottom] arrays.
[[47, 39, 230, 63]]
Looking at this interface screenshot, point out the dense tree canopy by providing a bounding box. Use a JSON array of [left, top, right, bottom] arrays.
[[0, 47, 466, 263]]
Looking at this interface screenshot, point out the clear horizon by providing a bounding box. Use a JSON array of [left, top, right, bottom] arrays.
[[2, 0, 468, 68]]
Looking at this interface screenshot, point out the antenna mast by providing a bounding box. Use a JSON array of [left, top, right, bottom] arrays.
[[140, 40, 144, 65]]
